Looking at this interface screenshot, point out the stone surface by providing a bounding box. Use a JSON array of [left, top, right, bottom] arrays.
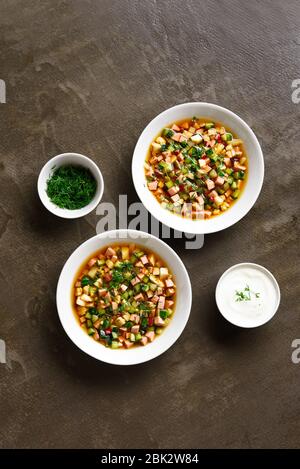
[[0, 0, 299, 449]]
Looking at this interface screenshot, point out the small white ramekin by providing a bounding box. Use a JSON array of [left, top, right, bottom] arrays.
[[215, 262, 280, 328], [37, 152, 104, 219]]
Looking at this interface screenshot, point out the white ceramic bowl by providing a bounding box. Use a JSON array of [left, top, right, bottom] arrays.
[[132, 102, 264, 234], [215, 263, 280, 328], [38, 152, 104, 219], [56, 229, 192, 365]]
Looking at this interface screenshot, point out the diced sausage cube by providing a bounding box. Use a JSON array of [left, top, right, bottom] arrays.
[[98, 288, 107, 297], [171, 132, 181, 142], [131, 325, 140, 334], [158, 296, 165, 310], [134, 293, 144, 301], [171, 194, 180, 202], [131, 276, 141, 286], [154, 316, 165, 326], [196, 195, 204, 205], [124, 340, 134, 348], [178, 134, 187, 143], [206, 179, 215, 190], [88, 258, 97, 267], [140, 255, 149, 265], [165, 278, 174, 288], [145, 331, 155, 342], [168, 186, 179, 196], [148, 181, 158, 191], [105, 247, 116, 257], [215, 176, 224, 186], [120, 284, 128, 292], [140, 336, 148, 346], [130, 314, 140, 324]]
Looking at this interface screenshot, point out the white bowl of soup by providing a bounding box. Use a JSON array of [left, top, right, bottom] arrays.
[[132, 102, 264, 234], [56, 229, 192, 365]]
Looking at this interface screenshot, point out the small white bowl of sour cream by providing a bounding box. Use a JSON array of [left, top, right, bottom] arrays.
[[215, 263, 280, 328]]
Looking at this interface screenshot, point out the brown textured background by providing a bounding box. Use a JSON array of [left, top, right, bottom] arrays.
[[0, 0, 300, 449]]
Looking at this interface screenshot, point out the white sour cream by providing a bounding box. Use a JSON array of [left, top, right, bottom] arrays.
[[216, 263, 280, 328]]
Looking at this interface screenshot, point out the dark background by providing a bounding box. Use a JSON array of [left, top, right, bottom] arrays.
[[0, 0, 299, 448]]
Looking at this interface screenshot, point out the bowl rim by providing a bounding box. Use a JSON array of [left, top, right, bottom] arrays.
[[56, 229, 192, 365], [132, 102, 264, 234], [37, 152, 104, 219], [215, 262, 281, 328]]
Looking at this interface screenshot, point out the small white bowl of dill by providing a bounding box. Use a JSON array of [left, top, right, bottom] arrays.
[[38, 153, 104, 219]]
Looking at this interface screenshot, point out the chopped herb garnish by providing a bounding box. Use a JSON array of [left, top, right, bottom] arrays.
[[46, 165, 97, 210], [110, 270, 124, 288], [81, 276, 94, 287], [235, 285, 260, 302], [162, 128, 174, 138], [159, 309, 168, 319], [140, 317, 148, 328]]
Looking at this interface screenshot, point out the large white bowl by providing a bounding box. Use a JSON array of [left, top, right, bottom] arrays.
[[132, 102, 264, 234], [56, 229, 192, 365], [38, 152, 104, 219]]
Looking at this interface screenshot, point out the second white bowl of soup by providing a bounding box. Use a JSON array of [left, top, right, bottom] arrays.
[[132, 102, 264, 234], [56, 229, 192, 365]]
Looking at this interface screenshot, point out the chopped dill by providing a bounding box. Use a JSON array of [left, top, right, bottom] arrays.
[[235, 284, 260, 302]]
